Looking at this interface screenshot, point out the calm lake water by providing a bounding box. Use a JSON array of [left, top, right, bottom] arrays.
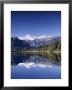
[[11, 52, 61, 79]]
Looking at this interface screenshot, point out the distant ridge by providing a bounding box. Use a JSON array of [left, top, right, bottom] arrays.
[[18, 35, 54, 41]]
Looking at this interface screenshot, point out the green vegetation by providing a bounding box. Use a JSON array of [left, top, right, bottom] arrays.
[[35, 41, 61, 52], [12, 41, 61, 54]]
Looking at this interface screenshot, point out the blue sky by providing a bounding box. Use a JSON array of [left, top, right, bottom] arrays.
[[11, 11, 61, 37]]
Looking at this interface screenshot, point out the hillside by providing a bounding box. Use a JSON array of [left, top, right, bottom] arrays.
[[11, 35, 61, 52]]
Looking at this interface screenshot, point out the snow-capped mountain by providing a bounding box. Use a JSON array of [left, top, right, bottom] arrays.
[[19, 35, 35, 41], [18, 35, 61, 47], [18, 35, 53, 41], [11, 35, 61, 48]]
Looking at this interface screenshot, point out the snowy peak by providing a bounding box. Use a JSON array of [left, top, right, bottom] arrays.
[[12, 35, 61, 48], [18, 35, 53, 41], [18, 35, 61, 48], [19, 35, 35, 41]]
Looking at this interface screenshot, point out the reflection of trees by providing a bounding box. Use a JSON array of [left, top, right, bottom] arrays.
[[35, 52, 61, 65], [11, 52, 61, 66]]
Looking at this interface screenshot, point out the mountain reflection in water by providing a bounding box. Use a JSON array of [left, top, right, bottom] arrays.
[[11, 52, 61, 79]]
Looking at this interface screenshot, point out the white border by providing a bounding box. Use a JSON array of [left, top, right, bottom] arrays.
[[4, 4, 69, 87]]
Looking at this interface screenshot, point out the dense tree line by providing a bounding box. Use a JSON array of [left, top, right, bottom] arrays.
[[35, 41, 61, 51]]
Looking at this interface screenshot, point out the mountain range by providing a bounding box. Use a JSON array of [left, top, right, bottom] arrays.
[[11, 35, 61, 49]]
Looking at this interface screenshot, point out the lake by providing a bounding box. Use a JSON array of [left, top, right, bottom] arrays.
[[11, 52, 61, 79]]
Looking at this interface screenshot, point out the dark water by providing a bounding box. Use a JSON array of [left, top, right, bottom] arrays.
[[11, 52, 61, 79]]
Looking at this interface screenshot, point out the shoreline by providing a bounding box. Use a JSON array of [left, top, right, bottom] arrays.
[[12, 50, 61, 54]]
